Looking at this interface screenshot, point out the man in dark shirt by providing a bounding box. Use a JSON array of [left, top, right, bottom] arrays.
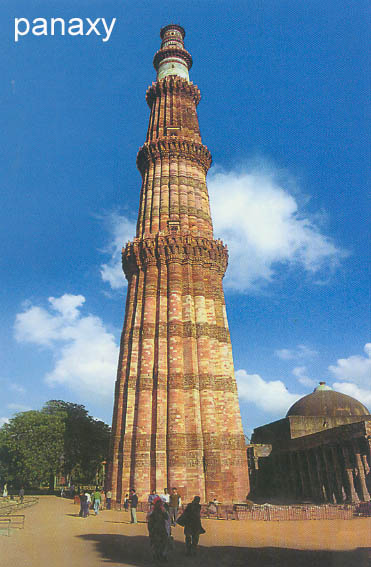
[[169, 487, 181, 526], [129, 489, 138, 524]]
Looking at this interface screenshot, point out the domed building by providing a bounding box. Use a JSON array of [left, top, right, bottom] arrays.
[[286, 382, 370, 419], [249, 383, 371, 503]]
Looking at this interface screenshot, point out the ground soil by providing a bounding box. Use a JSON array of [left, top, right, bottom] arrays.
[[0, 496, 370, 567]]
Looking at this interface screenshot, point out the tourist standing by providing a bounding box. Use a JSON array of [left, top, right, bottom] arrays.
[[100, 490, 106, 510], [160, 487, 170, 505], [3, 483, 8, 498], [106, 489, 112, 510], [84, 490, 91, 514], [148, 489, 158, 509], [92, 488, 101, 515], [80, 492, 89, 518], [169, 487, 181, 526], [123, 493, 129, 512], [178, 496, 205, 556], [79, 492, 84, 517], [129, 489, 138, 523]]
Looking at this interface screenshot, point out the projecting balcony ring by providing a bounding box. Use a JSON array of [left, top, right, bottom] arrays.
[[153, 47, 193, 71], [136, 141, 212, 174]]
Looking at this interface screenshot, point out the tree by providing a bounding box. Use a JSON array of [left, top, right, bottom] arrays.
[[0, 401, 111, 489], [0, 411, 65, 489], [42, 400, 111, 484]]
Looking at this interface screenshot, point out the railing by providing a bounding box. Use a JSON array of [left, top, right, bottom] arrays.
[[0, 514, 25, 536], [0, 496, 38, 536], [0, 496, 38, 517], [8, 514, 25, 529], [0, 518, 11, 537], [233, 503, 359, 521], [112, 499, 370, 521]]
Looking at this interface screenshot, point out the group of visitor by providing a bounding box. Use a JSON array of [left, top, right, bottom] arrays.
[[78, 487, 112, 518], [126, 486, 205, 561], [76, 484, 207, 560]]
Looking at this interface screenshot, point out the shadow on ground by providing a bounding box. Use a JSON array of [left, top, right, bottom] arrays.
[[77, 533, 371, 567]]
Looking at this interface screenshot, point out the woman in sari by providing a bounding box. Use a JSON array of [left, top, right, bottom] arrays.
[[147, 497, 170, 562]]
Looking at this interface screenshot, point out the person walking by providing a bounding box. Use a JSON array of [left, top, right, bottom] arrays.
[[129, 488, 138, 523], [92, 488, 101, 515], [147, 497, 170, 562], [19, 487, 25, 504], [169, 487, 181, 526], [177, 496, 205, 556]]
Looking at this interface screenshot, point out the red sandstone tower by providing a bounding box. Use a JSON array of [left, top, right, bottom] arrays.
[[109, 24, 249, 503]]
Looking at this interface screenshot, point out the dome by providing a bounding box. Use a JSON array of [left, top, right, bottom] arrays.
[[286, 382, 370, 417]]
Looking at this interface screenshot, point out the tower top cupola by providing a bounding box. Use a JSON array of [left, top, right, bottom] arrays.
[[153, 24, 193, 82]]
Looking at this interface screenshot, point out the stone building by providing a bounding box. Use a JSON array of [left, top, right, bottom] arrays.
[[108, 25, 249, 504], [249, 383, 371, 503]]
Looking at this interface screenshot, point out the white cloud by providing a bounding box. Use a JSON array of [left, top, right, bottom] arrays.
[[208, 164, 345, 291], [275, 344, 318, 361], [14, 305, 61, 346], [97, 164, 345, 294], [49, 294, 85, 320], [0, 417, 9, 427], [14, 294, 119, 402], [329, 344, 371, 388], [292, 366, 317, 388], [236, 369, 302, 414], [100, 213, 136, 290], [332, 382, 371, 408]]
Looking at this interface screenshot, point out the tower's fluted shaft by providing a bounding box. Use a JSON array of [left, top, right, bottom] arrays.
[[109, 25, 249, 503]]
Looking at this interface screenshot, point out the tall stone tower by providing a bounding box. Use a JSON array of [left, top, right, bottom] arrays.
[[109, 24, 249, 503]]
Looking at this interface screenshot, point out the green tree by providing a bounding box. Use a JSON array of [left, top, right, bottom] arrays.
[[0, 411, 65, 489], [42, 400, 111, 484]]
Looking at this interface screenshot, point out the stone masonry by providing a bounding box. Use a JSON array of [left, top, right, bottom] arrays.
[[108, 24, 249, 504]]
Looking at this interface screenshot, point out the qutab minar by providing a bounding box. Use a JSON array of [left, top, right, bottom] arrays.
[[108, 24, 249, 503]]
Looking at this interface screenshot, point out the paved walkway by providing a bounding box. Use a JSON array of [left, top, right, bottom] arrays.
[[0, 496, 370, 567]]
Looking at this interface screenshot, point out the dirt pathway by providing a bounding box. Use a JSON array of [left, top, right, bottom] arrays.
[[0, 496, 370, 567]]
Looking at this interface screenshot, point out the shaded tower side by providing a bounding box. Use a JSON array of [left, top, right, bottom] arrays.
[[109, 24, 249, 504]]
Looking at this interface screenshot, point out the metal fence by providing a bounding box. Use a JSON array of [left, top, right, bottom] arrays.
[[233, 503, 361, 521], [0, 496, 38, 517], [113, 500, 371, 521]]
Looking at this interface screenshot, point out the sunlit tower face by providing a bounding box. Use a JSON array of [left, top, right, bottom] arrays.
[[108, 25, 249, 504]]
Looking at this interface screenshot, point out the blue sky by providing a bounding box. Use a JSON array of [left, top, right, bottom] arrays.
[[1, 1, 370, 435]]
